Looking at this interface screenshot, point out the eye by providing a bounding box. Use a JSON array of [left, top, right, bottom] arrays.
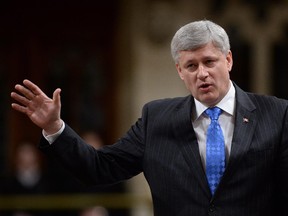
[[205, 59, 215, 67], [186, 63, 197, 72]]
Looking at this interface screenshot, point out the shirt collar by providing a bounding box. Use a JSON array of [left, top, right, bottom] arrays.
[[193, 81, 236, 121]]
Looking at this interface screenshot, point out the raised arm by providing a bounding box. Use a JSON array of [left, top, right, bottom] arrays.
[[11, 79, 63, 135]]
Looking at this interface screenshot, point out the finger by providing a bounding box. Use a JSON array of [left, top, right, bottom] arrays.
[[23, 79, 47, 97], [53, 88, 61, 106], [11, 92, 31, 107], [11, 103, 28, 114], [14, 84, 36, 101]]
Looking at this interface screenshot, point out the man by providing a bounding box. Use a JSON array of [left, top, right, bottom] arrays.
[[11, 20, 288, 216]]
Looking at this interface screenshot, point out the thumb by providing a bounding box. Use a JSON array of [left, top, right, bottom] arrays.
[[53, 88, 62, 106]]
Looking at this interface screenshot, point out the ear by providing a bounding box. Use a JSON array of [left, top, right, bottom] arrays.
[[226, 50, 233, 72], [176, 64, 184, 80]]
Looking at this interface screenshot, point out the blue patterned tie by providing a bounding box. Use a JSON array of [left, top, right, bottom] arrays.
[[205, 107, 225, 195]]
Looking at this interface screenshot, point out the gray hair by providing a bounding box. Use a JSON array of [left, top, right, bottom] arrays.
[[171, 20, 230, 63]]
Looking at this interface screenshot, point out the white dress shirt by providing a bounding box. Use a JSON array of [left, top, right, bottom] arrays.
[[192, 81, 236, 170], [43, 120, 65, 144]]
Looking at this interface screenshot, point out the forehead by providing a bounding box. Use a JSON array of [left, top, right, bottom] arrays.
[[179, 43, 223, 61]]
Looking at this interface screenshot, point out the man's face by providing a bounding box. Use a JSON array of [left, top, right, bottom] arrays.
[[176, 42, 233, 107]]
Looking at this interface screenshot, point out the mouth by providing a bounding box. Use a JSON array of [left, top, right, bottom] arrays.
[[199, 83, 211, 90]]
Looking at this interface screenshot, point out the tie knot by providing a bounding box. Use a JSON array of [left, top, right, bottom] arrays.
[[205, 107, 222, 120]]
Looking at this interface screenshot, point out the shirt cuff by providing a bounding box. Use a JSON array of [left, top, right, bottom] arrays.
[[42, 121, 65, 144]]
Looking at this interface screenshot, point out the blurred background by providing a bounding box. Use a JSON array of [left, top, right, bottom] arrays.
[[0, 0, 288, 215]]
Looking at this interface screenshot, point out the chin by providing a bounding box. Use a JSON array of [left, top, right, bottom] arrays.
[[199, 96, 219, 107]]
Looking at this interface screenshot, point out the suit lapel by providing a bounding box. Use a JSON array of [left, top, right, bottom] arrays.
[[221, 84, 257, 181], [173, 96, 211, 197]]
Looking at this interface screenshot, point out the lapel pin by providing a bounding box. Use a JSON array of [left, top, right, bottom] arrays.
[[243, 118, 249, 123]]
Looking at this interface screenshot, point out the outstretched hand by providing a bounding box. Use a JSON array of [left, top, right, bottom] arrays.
[[11, 79, 63, 135]]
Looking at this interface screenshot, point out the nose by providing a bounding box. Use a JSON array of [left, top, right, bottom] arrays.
[[197, 65, 209, 79]]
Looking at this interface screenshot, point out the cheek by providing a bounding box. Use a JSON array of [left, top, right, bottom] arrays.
[[182, 74, 192, 83], [216, 69, 230, 83], [183, 75, 197, 90]]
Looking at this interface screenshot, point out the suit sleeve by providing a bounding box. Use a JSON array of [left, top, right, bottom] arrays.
[[276, 104, 288, 212], [38, 106, 148, 186]]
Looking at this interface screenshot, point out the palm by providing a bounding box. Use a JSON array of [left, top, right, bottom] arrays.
[[27, 95, 58, 128], [11, 79, 62, 134]]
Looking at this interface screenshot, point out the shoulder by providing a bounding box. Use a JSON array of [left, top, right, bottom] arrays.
[[143, 95, 192, 111], [234, 83, 288, 111], [136, 96, 193, 129], [247, 92, 288, 108]]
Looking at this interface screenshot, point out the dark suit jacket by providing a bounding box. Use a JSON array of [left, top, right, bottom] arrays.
[[39, 84, 288, 216]]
